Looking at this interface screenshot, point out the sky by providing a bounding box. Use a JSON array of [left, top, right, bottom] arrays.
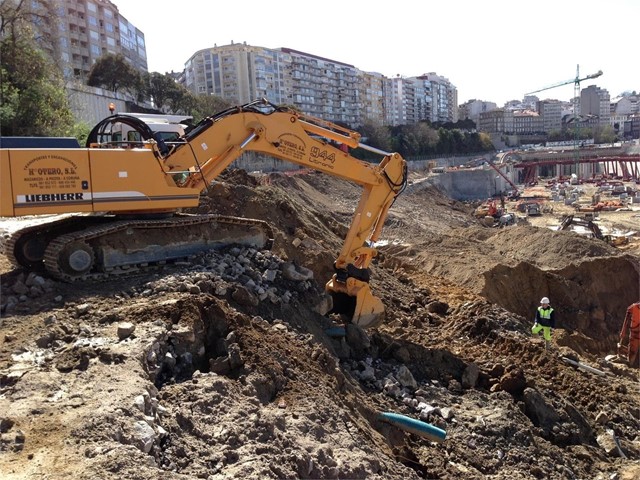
[[116, 0, 638, 107]]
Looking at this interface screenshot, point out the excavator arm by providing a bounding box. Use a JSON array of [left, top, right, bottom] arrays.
[[159, 100, 408, 327]]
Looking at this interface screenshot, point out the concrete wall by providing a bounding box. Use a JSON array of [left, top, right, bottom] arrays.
[[66, 84, 139, 126], [424, 169, 499, 201]]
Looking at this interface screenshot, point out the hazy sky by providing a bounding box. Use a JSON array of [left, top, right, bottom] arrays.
[[116, 0, 637, 106]]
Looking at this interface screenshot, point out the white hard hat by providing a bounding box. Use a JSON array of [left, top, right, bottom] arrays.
[[540, 297, 550, 304]]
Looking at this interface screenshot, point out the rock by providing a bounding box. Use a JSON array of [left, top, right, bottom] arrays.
[[262, 269, 278, 282], [0, 417, 15, 433], [12, 281, 29, 295], [210, 356, 231, 375], [117, 322, 136, 340], [132, 420, 156, 454], [596, 431, 619, 456], [314, 294, 333, 315], [522, 388, 561, 432], [426, 301, 449, 315], [396, 366, 417, 389], [231, 286, 259, 307], [499, 368, 526, 394], [281, 263, 314, 281], [461, 363, 480, 389], [393, 347, 411, 364], [75, 303, 91, 315], [595, 411, 610, 425]]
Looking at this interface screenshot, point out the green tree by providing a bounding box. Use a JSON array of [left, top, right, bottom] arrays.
[[190, 94, 232, 120], [359, 120, 392, 152], [0, 34, 73, 136], [595, 125, 616, 144], [147, 72, 182, 111], [87, 53, 143, 95]]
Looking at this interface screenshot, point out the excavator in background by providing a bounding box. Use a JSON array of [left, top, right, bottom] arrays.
[[617, 301, 640, 368], [558, 214, 629, 247], [0, 99, 408, 328]]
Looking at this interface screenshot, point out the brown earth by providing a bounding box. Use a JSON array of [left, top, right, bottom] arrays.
[[1, 167, 639, 480]]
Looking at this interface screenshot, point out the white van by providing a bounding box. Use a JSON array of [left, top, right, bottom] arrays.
[[110, 113, 193, 144]]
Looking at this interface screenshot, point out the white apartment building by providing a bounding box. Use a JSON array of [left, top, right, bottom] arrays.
[[414, 73, 458, 123], [183, 43, 289, 105], [280, 48, 360, 126], [182, 43, 458, 128]]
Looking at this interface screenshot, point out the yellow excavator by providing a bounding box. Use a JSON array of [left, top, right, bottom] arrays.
[[0, 99, 407, 328]]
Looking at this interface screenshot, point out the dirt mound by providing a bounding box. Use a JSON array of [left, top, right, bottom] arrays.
[[1, 169, 640, 480]]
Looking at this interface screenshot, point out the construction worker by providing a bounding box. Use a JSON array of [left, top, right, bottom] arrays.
[[617, 301, 640, 368], [532, 297, 555, 347]]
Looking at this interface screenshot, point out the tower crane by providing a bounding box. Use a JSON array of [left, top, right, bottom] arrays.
[[525, 64, 603, 98], [524, 65, 603, 180]]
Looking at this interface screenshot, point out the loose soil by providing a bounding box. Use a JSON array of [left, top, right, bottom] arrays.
[[1, 167, 639, 480]]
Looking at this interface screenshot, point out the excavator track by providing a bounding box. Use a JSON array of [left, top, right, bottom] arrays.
[[8, 214, 273, 282], [5, 215, 104, 270]]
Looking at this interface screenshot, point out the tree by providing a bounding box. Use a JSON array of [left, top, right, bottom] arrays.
[[190, 94, 232, 120], [359, 120, 392, 152], [0, 34, 73, 136], [87, 53, 143, 95], [147, 72, 182, 111]]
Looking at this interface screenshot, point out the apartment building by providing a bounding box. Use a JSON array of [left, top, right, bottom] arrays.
[[413, 73, 458, 123], [183, 44, 361, 126], [580, 85, 610, 126], [183, 43, 289, 105], [536, 100, 562, 133], [357, 71, 387, 124], [21, 0, 147, 81], [513, 110, 544, 135], [478, 109, 514, 134], [385, 77, 418, 126], [611, 95, 638, 115], [458, 100, 498, 127], [182, 43, 458, 128], [280, 48, 360, 126]]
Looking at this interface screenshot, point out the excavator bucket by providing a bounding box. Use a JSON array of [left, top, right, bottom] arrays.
[[326, 279, 385, 329]]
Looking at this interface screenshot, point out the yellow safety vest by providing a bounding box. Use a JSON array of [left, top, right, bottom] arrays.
[[538, 306, 553, 319]]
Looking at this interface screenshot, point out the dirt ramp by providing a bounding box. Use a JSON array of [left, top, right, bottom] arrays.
[[481, 256, 639, 345]]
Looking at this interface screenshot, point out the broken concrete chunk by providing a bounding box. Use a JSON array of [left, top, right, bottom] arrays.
[[281, 263, 314, 281], [117, 322, 136, 340]]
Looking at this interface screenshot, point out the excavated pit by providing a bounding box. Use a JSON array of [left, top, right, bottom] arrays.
[[480, 256, 639, 353]]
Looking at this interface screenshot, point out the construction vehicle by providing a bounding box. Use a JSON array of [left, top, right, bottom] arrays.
[[516, 201, 541, 216], [0, 99, 408, 328], [558, 215, 629, 246], [617, 301, 640, 368], [110, 113, 193, 144]]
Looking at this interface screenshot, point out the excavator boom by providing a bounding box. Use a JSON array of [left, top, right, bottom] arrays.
[[0, 100, 408, 328]]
